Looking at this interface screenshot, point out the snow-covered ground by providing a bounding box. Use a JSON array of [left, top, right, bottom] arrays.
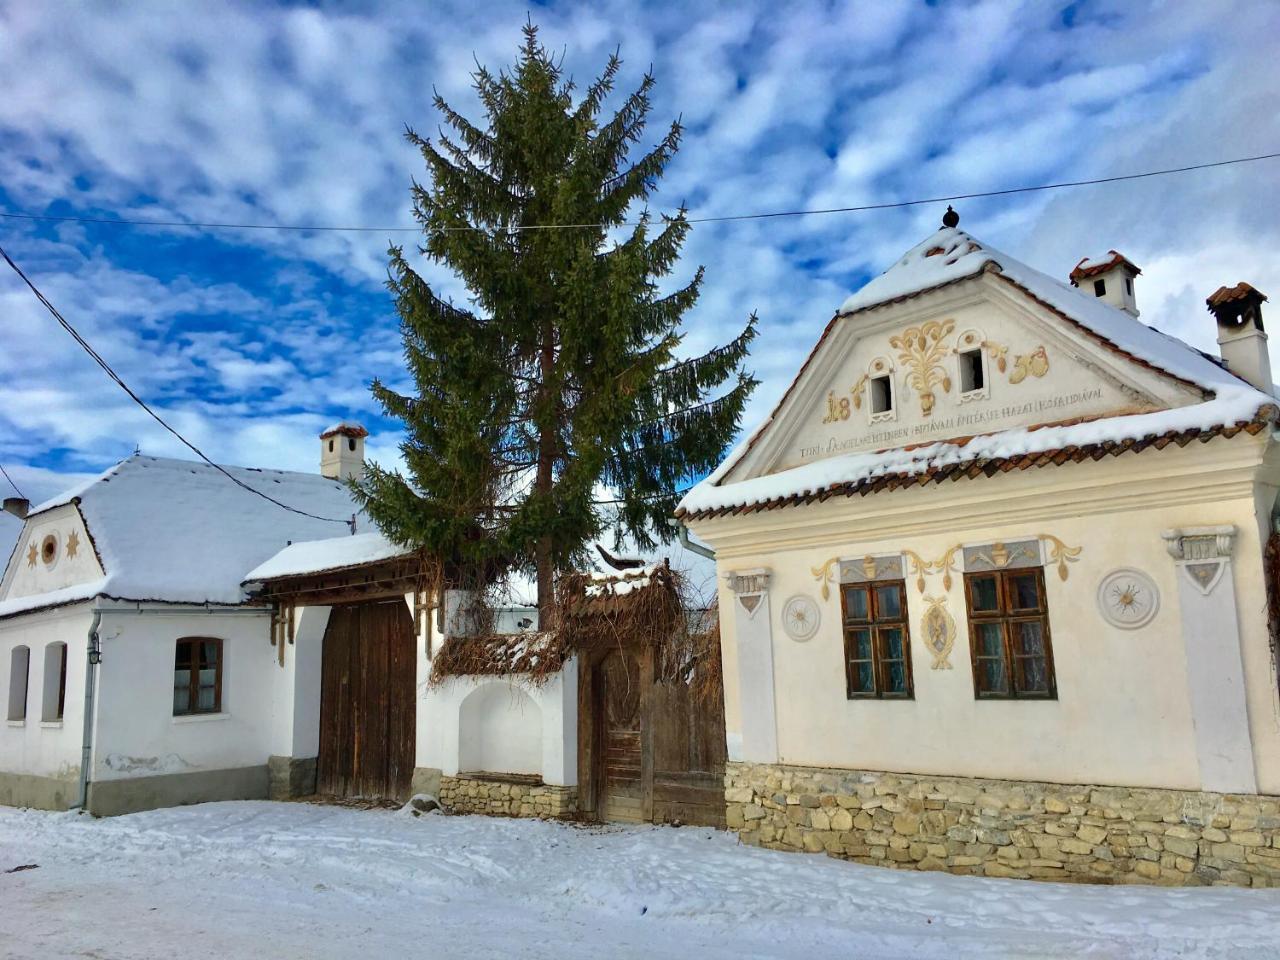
[[2, 801, 1279, 959]]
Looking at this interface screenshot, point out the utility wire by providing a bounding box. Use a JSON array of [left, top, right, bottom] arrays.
[[0, 244, 353, 529], [0, 462, 25, 501], [0, 152, 1276, 235]]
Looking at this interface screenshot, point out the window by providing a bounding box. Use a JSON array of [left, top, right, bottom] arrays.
[[41, 642, 67, 722], [8, 645, 30, 721], [841, 580, 913, 698], [1093, 278, 1106, 298], [173, 638, 222, 716], [1125, 276, 1133, 296], [964, 568, 1055, 699], [959, 348, 985, 393], [869, 375, 893, 414]]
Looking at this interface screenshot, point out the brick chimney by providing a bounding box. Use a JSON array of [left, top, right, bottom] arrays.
[[1208, 283, 1272, 395], [1070, 251, 1141, 317], [319, 422, 368, 481]]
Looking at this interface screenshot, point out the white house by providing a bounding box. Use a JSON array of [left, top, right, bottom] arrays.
[[679, 210, 1280, 887]]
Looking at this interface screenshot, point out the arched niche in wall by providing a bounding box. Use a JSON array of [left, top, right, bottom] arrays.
[[457, 681, 543, 778]]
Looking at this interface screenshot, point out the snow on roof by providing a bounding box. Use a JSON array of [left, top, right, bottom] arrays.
[[319, 421, 368, 439], [245, 531, 412, 583], [679, 226, 1274, 519], [5, 455, 363, 616], [1069, 251, 1141, 283]]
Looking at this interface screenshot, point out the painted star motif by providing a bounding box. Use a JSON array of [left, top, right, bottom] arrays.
[[26, 544, 37, 568], [66, 530, 80, 559]]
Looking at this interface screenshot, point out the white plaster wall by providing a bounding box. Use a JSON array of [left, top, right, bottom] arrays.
[[91, 606, 276, 780], [693, 437, 1280, 793], [0, 603, 94, 781], [266, 605, 330, 760], [418, 659, 577, 786]]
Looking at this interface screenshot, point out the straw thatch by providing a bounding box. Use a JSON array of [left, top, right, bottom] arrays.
[[429, 630, 568, 687]]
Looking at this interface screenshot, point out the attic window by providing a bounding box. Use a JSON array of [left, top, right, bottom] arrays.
[[870, 375, 893, 415], [40, 535, 58, 567], [1125, 276, 1133, 296], [1093, 279, 1106, 298], [959, 349, 985, 393]]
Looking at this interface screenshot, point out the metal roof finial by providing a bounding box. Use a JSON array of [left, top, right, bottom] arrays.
[[942, 205, 959, 229]]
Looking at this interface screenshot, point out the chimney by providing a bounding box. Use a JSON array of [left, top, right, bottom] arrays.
[[1208, 283, 1272, 394], [1070, 251, 1141, 317], [2, 497, 29, 520], [319, 421, 368, 481]]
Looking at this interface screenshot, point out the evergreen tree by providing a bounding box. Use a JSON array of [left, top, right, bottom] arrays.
[[355, 24, 757, 618]]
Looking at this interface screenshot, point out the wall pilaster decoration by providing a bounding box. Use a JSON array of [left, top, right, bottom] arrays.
[[921, 595, 956, 669], [1159, 524, 1255, 793], [725, 567, 778, 764]]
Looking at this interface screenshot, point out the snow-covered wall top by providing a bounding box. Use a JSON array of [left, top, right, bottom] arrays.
[[0, 455, 364, 617], [245, 531, 410, 583]]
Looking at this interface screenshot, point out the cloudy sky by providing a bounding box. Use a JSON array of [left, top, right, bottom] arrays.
[[1, 0, 1278, 559]]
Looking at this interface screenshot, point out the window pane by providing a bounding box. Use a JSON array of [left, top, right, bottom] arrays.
[[1010, 573, 1041, 610], [970, 575, 999, 612], [199, 641, 219, 670], [843, 586, 869, 621], [174, 643, 192, 670], [848, 628, 872, 660], [197, 684, 217, 711], [1015, 620, 1045, 656], [975, 622, 1003, 658], [173, 686, 190, 714], [849, 661, 874, 694], [879, 627, 904, 660], [1017, 656, 1049, 694], [875, 585, 902, 620], [977, 657, 1008, 694], [884, 659, 907, 693]]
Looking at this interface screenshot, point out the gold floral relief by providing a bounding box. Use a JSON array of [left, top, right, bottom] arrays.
[[1040, 534, 1083, 581], [850, 374, 869, 410], [811, 557, 839, 601], [889, 319, 955, 416], [921, 596, 957, 669], [982, 340, 1009, 373]]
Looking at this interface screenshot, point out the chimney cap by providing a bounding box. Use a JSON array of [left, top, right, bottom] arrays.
[[1069, 250, 1142, 286], [1207, 282, 1268, 310], [319, 421, 369, 441], [3, 497, 30, 520]]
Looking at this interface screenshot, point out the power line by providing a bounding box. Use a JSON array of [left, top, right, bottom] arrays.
[[0, 462, 25, 501], [0, 152, 1276, 235], [0, 244, 353, 529]]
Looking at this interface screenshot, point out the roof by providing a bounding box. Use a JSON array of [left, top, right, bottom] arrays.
[[1208, 282, 1268, 308], [678, 226, 1275, 521], [1069, 250, 1141, 284], [0, 455, 362, 618], [244, 531, 411, 583], [319, 421, 368, 440]]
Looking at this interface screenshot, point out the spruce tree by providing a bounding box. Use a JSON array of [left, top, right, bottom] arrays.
[[355, 24, 757, 619]]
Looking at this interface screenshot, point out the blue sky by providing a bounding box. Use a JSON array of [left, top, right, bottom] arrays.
[[1, 0, 1279, 558]]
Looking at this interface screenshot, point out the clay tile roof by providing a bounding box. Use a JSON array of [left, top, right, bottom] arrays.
[[1207, 282, 1268, 308], [319, 421, 369, 440], [1069, 250, 1141, 284]]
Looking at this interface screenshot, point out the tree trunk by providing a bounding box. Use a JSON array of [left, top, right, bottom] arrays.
[[535, 315, 557, 624]]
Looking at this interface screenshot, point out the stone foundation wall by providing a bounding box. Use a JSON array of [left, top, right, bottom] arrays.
[[440, 774, 577, 820], [726, 761, 1280, 887]]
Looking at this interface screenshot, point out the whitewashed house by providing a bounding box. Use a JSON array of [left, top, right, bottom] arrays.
[[679, 210, 1280, 886]]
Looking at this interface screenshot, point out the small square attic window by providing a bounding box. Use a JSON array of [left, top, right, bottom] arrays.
[[1093, 278, 1106, 297], [870, 375, 893, 414]]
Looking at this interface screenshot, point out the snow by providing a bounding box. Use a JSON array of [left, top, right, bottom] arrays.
[[680, 227, 1274, 516], [11, 455, 363, 613], [320, 420, 367, 437], [245, 531, 411, 583], [1, 802, 1277, 959], [585, 563, 662, 597]]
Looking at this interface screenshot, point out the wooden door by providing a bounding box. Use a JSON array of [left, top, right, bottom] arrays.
[[599, 649, 645, 823], [317, 600, 416, 800]]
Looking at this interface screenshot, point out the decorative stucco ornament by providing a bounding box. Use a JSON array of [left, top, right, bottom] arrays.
[[889, 318, 955, 417], [921, 596, 956, 669], [811, 557, 838, 601], [1096, 568, 1160, 629], [781, 595, 821, 642], [66, 530, 80, 559]]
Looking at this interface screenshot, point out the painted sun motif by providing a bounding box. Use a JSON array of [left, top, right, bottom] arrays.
[[782, 595, 821, 642], [1096, 569, 1159, 629], [26, 543, 37, 568], [66, 530, 80, 559]]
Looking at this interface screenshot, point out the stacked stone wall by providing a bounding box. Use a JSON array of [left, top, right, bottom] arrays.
[[440, 774, 577, 820], [726, 761, 1280, 887]]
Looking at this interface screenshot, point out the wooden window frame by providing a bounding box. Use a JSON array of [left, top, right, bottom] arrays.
[[964, 567, 1056, 700], [841, 580, 914, 699], [173, 637, 223, 716]]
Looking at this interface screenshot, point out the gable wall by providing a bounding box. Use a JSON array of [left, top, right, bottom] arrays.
[[1, 505, 104, 602]]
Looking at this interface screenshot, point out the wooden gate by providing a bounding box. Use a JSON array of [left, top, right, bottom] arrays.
[[580, 644, 726, 827], [317, 600, 416, 800]]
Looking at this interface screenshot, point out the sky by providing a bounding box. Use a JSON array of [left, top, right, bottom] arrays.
[[1, 0, 1279, 563]]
